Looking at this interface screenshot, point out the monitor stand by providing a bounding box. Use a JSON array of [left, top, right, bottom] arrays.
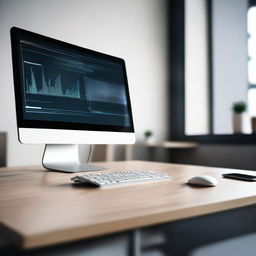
[[42, 144, 106, 173]]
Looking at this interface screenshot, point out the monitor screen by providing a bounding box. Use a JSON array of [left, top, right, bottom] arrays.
[[11, 27, 134, 134]]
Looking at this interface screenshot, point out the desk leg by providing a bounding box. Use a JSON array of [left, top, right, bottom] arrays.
[[125, 145, 133, 161], [106, 144, 115, 161], [128, 229, 141, 256]]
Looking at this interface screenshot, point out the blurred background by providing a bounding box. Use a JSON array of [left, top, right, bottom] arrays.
[[1, 0, 256, 171], [0, 0, 169, 167]]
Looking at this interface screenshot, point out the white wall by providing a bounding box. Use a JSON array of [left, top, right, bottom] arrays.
[[185, 0, 209, 135], [0, 0, 168, 166], [213, 0, 248, 134]]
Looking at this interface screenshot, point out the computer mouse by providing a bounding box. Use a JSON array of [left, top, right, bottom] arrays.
[[187, 175, 218, 187]]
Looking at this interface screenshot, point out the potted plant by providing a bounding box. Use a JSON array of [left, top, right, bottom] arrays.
[[232, 101, 247, 133], [144, 130, 154, 143]]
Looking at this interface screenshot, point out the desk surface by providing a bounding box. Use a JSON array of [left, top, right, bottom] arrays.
[[0, 161, 256, 249]]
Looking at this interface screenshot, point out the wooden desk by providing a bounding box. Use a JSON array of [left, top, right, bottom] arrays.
[[0, 161, 256, 249]]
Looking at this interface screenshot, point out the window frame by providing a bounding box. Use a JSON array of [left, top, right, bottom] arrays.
[[169, 0, 256, 144]]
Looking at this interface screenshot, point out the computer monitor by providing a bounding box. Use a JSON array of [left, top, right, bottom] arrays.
[[10, 27, 135, 172]]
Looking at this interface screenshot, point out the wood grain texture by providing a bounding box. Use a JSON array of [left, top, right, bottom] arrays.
[[0, 161, 256, 249]]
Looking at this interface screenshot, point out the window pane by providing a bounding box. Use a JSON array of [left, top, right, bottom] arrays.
[[248, 37, 256, 58], [247, 7, 256, 35], [248, 60, 256, 84]]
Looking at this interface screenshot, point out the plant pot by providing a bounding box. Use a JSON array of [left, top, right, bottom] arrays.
[[233, 113, 252, 134], [251, 117, 256, 133], [145, 136, 154, 144], [233, 113, 242, 134]]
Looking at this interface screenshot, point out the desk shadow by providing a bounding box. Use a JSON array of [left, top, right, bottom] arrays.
[[72, 182, 98, 189], [53, 182, 98, 189], [184, 183, 213, 189]]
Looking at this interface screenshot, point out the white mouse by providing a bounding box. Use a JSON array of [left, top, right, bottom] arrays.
[[187, 175, 218, 187]]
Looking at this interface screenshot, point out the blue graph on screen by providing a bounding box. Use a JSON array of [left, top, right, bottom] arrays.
[[25, 62, 81, 99]]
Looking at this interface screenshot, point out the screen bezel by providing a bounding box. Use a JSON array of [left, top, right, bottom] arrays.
[[10, 27, 135, 134]]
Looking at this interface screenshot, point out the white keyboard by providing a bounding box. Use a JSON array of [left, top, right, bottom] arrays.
[[71, 170, 171, 187]]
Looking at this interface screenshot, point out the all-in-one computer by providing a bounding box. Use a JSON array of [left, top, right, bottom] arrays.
[[10, 27, 171, 186], [11, 27, 135, 173]]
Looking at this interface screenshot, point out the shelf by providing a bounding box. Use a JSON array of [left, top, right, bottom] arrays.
[[134, 141, 198, 148], [124, 141, 198, 160]]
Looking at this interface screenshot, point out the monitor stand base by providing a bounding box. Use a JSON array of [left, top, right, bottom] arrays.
[[42, 144, 106, 173]]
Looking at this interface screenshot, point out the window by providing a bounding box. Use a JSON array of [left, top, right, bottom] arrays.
[[169, 0, 256, 143], [248, 6, 256, 116]]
